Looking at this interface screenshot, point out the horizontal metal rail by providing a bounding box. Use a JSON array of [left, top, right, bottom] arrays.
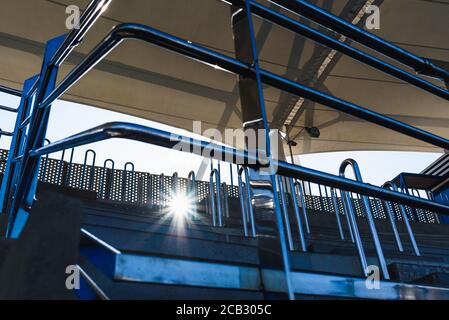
[[271, 0, 449, 83], [0, 105, 18, 113], [0, 130, 13, 137], [37, 23, 449, 151], [30, 121, 449, 215], [0, 85, 22, 97], [226, 0, 449, 101]]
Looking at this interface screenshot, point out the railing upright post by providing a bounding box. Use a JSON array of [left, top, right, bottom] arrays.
[[330, 188, 345, 240], [384, 181, 421, 256], [289, 178, 307, 252], [340, 159, 389, 279], [294, 180, 311, 235]]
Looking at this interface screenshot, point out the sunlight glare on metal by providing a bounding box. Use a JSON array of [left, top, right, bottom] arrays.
[[169, 193, 193, 220]]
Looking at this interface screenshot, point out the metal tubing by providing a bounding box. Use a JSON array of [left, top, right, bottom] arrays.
[[341, 190, 369, 276], [50, 0, 112, 67], [81, 149, 96, 191], [340, 159, 389, 279], [382, 199, 404, 252], [30, 122, 449, 216], [238, 166, 256, 237], [188, 171, 198, 219], [384, 181, 421, 256], [0, 130, 13, 138], [0, 85, 22, 97], [172, 172, 179, 196], [210, 169, 223, 227], [224, 0, 449, 101], [277, 176, 295, 251], [237, 168, 249, 237], [289, 178, 307, 252], [0, 105, 18, 113], [159, 174, 166, 209], [294, 180, 311, 234], [122, 162, 135, 202], [222, 182, 230, 219], [270, 0, 449, 83], [330, 188, 345, 241], [100, 159, 115, 199], [37, 23, 449, 152]]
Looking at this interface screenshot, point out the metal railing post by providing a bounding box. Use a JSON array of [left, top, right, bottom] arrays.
[[330, 188, 345, 240], [100, 159, 115, 200], [384, 181, 420, 256], [81, 149, 96, 191], [237, 169, 249, 237], [289, 178, 307, 252], [277, 176, 295, 251], [122, 162, 135, 202], [188, 171, 198, 219], [294, 180, 311, 234], [381, 197, 404, 252], [238, 166, 256, 237], [341, 189, 369, 276], [340, 159, 389, 279], [209, 169, 223, 227]]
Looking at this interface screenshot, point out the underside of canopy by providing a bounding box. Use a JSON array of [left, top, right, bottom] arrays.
[[0, 0, 448, 155]]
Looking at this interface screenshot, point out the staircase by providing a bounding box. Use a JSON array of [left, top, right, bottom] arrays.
[[76, 198, 449, 300]]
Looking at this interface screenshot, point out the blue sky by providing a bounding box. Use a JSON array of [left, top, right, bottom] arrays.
[[0, 91, 442, 185]]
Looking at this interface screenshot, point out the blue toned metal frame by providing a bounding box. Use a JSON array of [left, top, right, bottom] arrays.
[[270, 0, 449, 84], [3, 0, 112, 237], [227, 0, 449, 102], [340, 159, 389, 280], [0, 76, 39, 217]]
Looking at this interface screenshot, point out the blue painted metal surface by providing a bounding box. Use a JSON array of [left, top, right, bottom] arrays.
[[271, 0, 449, 83], [0, 76, 39, 219], [32, 23, 449, 151], [340, 159, 389, 279]]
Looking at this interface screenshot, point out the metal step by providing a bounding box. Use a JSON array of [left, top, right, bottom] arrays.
[[78, 229, 449, 300]]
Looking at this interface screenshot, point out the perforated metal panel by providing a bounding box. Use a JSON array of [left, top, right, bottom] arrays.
[[0, 149, 439, 224]]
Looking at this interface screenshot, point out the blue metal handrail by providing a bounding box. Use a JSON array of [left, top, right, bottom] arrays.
[[29, 122, 449, 215], [81, 149, 97, 191], [100, 159, 115, 199], [340, 159, 389, 279], [270, 0, 449, 83], [36, 23, 449, 151]]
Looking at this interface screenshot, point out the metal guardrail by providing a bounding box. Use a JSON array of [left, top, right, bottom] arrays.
[[0, 0, 448, 300]]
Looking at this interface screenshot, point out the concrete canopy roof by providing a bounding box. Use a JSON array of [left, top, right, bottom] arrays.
[[0, 0, 448, 155]]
